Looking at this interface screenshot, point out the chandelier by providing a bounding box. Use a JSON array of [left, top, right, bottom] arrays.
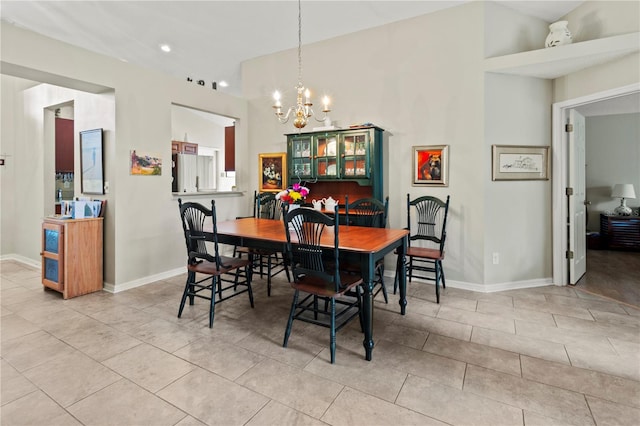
[[272, 0, 331, 129]]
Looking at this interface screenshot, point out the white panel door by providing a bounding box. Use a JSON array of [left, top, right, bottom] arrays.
[[568, 109, 587, 284]]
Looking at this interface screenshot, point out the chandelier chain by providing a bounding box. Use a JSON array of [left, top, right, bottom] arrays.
[[271, 0, 331, 129], [297, 0, 302, 87]]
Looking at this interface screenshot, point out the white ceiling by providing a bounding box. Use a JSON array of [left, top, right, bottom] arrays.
[[1, 0, 585, 96]]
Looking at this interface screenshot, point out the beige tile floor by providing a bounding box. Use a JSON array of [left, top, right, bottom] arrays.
[[1, 259, 640, 426]]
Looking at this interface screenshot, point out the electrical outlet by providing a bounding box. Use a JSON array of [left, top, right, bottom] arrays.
[[492, 252, 499, 265]]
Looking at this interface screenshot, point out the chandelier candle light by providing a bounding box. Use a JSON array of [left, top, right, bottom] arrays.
[[272, 0, 331, 129]]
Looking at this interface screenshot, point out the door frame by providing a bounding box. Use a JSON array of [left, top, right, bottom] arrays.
[[551, 82, 640, 286]]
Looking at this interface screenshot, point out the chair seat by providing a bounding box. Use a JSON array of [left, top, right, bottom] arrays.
[[188, 255, 251, 275], [406, 246, 445, 261], [291, 273, 362, 298]]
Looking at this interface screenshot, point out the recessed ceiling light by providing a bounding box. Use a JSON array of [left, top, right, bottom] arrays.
[[218, 81, 229, 87], [159, 44, 171, 53]]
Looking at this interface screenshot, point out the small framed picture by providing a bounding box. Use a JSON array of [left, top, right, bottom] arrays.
[[259, 152, 287, 192], [130, 150, 162, 175], [413, 145, 449, 186], [492, 145, 550, 181]]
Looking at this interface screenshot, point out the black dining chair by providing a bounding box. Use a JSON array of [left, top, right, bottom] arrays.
[[178, 199, 254, 327], [343, 195, 390, 303], [234, 191, 290, 295], [282, 205, 363, 364], [394, 194, 450, 303]]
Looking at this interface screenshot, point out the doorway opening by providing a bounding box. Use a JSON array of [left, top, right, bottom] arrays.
[[552, 83, 640, 303], [53, 103, 75, 212]]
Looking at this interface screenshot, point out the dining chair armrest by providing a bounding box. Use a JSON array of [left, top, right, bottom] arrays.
[[188, 251, 216, 264]]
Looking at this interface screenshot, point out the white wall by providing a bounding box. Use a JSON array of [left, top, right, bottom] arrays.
[[484, 73, 553, 284], [585, 113, 640, 230], [1, 22, 250, 292], [0, 75, 38, 260], [553, 1, 640, 103], [243, 2, 488, 287]]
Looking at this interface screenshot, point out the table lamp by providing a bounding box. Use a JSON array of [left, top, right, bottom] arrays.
[[611, 183, 636, 216]]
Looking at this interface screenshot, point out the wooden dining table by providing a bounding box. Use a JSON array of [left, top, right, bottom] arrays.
[[213, 217, 409, 361]]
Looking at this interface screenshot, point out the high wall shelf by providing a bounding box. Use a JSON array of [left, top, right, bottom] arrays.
[[485, 32, 639, 79]]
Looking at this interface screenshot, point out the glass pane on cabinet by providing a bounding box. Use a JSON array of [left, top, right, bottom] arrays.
[[344, 136, 355, 155], [318, 158, 337, 177], [293, 159, 311, 176], [317, 136, 337, 157], [44, 229, 59, 253], [292, 139, 311, 158], [44, 258, 59, 283]]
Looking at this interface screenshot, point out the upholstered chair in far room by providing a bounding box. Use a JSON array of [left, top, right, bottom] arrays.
[[394, 194, 450, 304], [178, 199, 254, 328], [282, 206, 363, 364], [234, 191, 290, 295]]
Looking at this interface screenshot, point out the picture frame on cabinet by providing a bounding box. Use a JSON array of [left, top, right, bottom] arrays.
[[492, 145, 549, 181], [80, 128, 104, 194], [259, 152, 287, 192], [412, 145, 449, 186]]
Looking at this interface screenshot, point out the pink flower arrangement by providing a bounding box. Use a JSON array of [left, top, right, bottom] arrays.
[[276, 183, 310, 205]]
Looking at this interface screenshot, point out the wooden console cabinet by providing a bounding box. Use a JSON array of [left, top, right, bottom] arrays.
[[600, 213, 640, 251], [41, 217, 103, 299]]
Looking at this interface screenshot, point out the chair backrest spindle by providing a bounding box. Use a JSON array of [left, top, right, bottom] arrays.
[[178, 198, 224, 270], [345, 196, 389, 228], [406, 194, 450, 254], [283, 206, 341, 291]]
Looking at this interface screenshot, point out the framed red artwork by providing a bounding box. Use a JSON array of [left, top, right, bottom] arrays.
[[412, 145, 449, 186]]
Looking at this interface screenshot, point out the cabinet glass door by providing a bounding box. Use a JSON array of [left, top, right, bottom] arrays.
[[290, 136, 312, 178], [42, 222, 64, 291], [316, 135, 338, 178], [341, 132, 369, 178]]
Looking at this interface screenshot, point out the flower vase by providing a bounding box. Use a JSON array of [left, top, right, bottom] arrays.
[[288, 204, 300, 232], [545, 21, 573, 48]]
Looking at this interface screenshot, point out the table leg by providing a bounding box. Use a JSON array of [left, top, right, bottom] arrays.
[[397, 238, 408, 315], [362, 277, 374, 361]]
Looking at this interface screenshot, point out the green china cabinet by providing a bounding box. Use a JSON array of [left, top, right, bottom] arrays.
[[286, 126, 384, 202]]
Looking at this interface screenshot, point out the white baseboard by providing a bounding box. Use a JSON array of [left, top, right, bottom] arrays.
[[109, 266, 186, 293], [0, 254, 41, 269], [1, 254, 186, 294], [2, 254, 554, 295], [383, 270, 556, 292]]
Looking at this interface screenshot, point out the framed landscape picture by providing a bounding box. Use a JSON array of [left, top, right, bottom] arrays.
[[259, 152, 287, 192], [412, 145, 449, 186], [80, 128, 104, 194], [492, 145, 549, 181]]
